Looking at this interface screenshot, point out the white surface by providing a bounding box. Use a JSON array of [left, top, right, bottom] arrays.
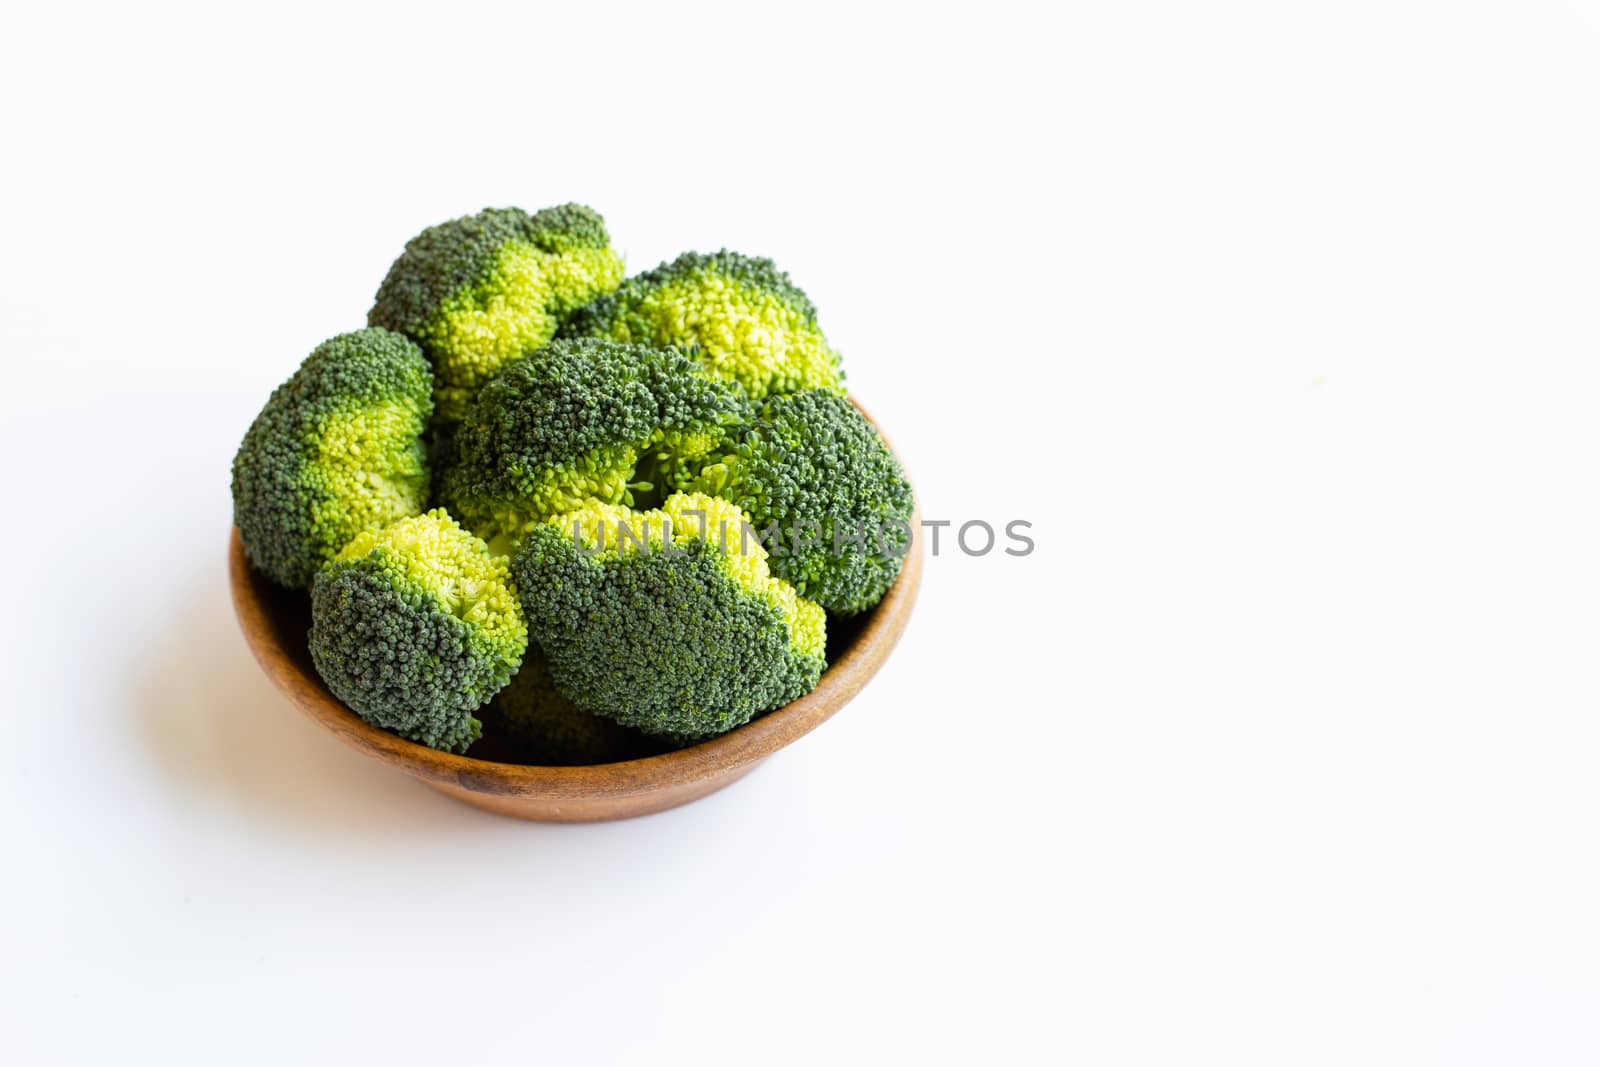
[[4, 1, 1600, 1063]]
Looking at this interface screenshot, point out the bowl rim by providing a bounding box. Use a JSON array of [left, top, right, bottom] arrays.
[[230, 406, 922, 801]]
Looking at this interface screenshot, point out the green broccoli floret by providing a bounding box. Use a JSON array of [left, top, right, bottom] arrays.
[[369, 205, 625, 421], [560, 250, 845, 400], [512, 493, 827, 741], [695, 389, 913, 615], [231, 327, 433, 589], [440, 338, 749, 550], [488, 648, 664, 765], [310, 509, 528, 753]]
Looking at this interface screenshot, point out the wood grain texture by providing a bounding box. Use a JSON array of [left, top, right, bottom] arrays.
[[228, 415, 922, 822]]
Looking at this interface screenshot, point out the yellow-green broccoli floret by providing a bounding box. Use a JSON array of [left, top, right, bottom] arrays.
[[695, 389, 913, 615], [560, 250, 845, 400], [231, 327, 433, 589], [440, 338, 750, 550], [369, 205, 625, 421], [489, 648, 664, 765], [310, 509, 528, 753], [511, 492, 827, 741]]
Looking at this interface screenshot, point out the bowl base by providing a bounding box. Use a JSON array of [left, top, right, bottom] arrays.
[[418, 758, 769, 822]]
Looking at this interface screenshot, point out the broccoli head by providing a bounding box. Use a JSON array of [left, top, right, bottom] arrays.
[[440, 338, 749, 549], [512, 492, 827, 741], [560, 250, 845, 400], [310, 509, 528, 753], [369, 205, 625, 421], [695, 389, 913, 615], [488, 648, 664, 765], [231, 327, 432, 589]]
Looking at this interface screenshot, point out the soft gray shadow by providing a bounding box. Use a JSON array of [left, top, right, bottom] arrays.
[[136, 563, 505, 840]]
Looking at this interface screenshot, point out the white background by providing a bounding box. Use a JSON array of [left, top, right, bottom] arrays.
[[4, 1, 1600, 1063]]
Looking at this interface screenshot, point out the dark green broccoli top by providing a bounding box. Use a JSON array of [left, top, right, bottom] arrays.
[[440, 338, 749, 549], [559, 249, 845, 400], [309, 510, 528, 753], [695, 389, 913, 615], [231, 327, 433, 589], [512, 493, 827, 741], [369, 204, 625, 420]]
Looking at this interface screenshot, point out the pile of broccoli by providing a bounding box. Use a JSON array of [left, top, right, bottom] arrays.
[[232, 204, 913, 762]]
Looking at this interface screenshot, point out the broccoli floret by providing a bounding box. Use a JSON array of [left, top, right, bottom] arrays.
[[231, 327, 432, 589], [370, 205, 625, 421], [488, 648, 664, 765], [560, 250, 845, 400], [440, 338, 749, 549], [695, 389, 913, 615], [512, 493, 827, 740], [310, 509, 528, 753]]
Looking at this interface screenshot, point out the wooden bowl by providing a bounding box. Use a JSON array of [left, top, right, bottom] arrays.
[[229, 484, 922, 822]]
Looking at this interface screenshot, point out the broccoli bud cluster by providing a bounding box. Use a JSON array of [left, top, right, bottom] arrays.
[[513, 493, 828, 740], [440, 338, 750, 549], [310, 510, 527, 753], [231, 327, 432, 589], [561, 250, 845, 400], [371, 205, 625, 422]]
